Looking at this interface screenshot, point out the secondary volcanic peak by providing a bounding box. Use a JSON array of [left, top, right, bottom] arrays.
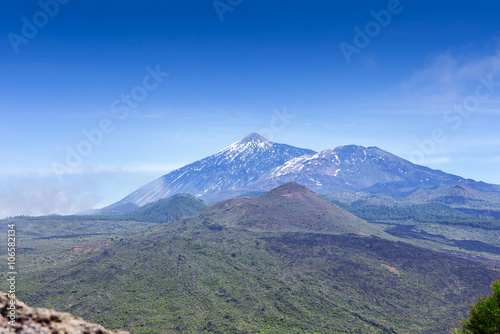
[[201, 182, 386, 236]]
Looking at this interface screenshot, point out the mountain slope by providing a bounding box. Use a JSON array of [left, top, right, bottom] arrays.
[[105, 133, 315, 209], [20, 184, 500, 333], [261, 145, 463, 193], [24, 231, 499, 333], [199, 182, 385, 236]]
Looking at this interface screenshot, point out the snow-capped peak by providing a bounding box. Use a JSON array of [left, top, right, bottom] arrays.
[[238, 132, 272, 145], [217, 133, 273, 158], [104, 135, 471, 211]]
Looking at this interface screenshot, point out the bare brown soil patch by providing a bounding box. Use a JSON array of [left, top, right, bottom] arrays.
[[381, 264, 401, 276]]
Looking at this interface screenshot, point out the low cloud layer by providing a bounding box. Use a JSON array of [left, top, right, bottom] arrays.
[[0, 177, 99, 218], [0, 164, 178, 218]]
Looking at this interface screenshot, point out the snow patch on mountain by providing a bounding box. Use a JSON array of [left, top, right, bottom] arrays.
[[103, 133, 485, 212]]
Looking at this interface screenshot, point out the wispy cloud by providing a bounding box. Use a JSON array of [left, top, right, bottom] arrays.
[[64, 163, 183, 175], [423, 155, 500, 165], [450, 137, 500, 150], [0, 163, 183, 217], [0, 163, 182, 177], [383, 45, 500, 112], [0, 162, 184, 217], [423, 156, 453, 164], [485, 156, 500, 164]]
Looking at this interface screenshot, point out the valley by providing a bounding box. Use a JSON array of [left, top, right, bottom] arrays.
[[15, 227, 500, 333]]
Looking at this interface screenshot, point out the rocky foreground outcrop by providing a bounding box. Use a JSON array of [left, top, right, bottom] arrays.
[[0, 292, 128, 334]]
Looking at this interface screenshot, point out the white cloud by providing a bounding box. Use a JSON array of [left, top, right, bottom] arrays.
[[453, 137, 500, 149], [0, 163, 182, 177], [422, 155, 500, 166], [64, 163, 183, 175], [0, 164, 183, 217], [421, 156, 453, 164], [385, 46, 500, 112], [0, 179, 79, 218]]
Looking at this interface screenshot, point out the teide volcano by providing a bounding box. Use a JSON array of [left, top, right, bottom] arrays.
[[104, 133, 314, 211], [104, 133, 500, 211]]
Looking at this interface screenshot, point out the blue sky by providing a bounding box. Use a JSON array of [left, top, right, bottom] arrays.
[[1, 0, 500, 217]]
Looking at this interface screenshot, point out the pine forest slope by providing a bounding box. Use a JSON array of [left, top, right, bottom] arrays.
[[18, 184, 500, 334], [20, 223, 499, 333], [126, 194, 208, 223]]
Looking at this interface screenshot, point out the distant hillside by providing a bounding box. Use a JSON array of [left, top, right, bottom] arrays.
[[126, 194, 208, 223], [408, 184, 500, 208], [342, 202, 500, 230], [323, 183, 500, 210], [98, 202, 141, 215], [0, 215, 156, 239]]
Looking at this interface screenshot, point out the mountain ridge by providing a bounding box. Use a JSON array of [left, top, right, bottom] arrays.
[[102, 133, 500, 212]]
